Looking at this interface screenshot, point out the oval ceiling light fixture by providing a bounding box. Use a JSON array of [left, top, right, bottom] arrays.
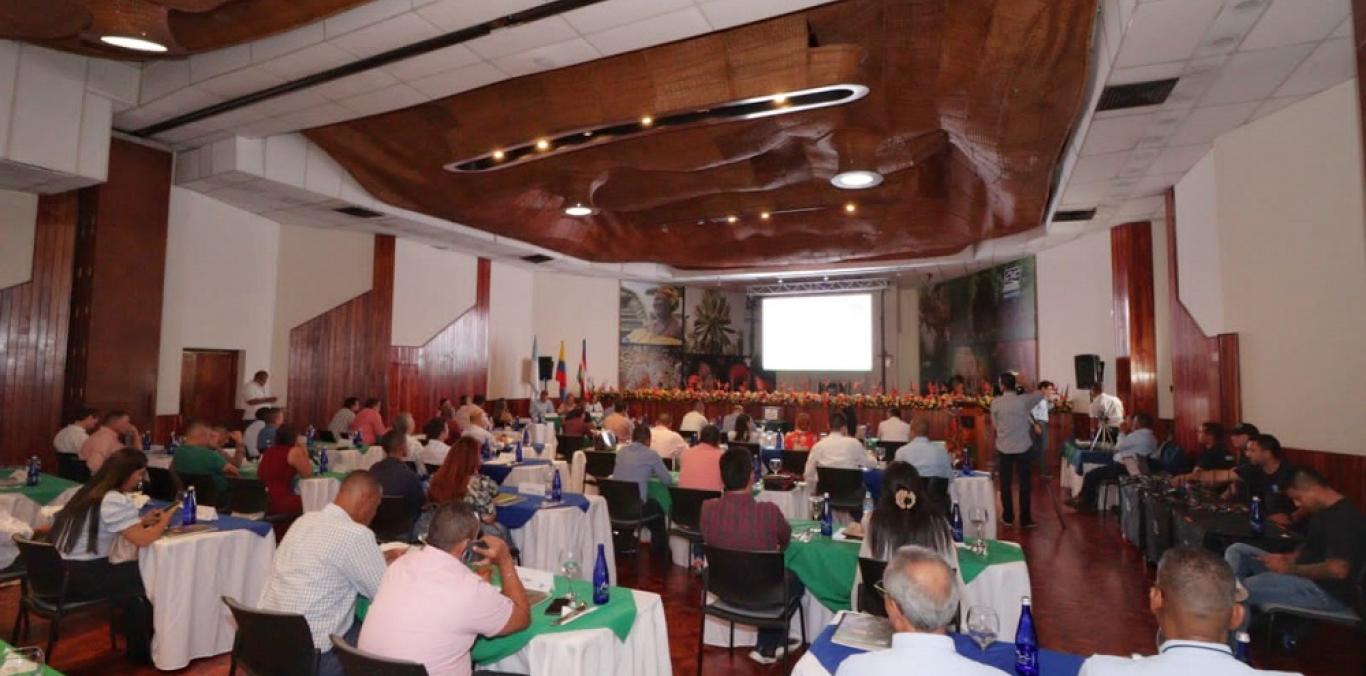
[[563, 203, 594, 217], [99, 35, 168, 52], [831, 170, 883, 190]]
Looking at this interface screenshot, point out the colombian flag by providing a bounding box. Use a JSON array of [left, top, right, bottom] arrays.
[[555, 341, 568, 398], [577, 339, 587, 396]]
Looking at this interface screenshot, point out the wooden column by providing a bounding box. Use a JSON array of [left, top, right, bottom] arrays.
[[1110, 220, 1158, 418]]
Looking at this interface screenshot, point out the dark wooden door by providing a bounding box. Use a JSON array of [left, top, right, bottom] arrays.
[[179, 350, 240, 425]]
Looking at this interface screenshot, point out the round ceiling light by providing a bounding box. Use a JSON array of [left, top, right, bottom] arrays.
[[564, 203, 594, 217], [99, 35, 168, 52], [830, 170, 883, 190]]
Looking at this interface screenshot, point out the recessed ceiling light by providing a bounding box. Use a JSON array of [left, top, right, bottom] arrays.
[[760, 211, 771, 220], [640, 116, 654, 127], [99, 35, 168, 52], [831, 170, 883, 190], [773, 94, 789, 105], [726, 215, 738, 224], [844, 202, 858, 214], [564, 203, 593, 217], [535, 139, 551, 151], [491, 150, 505, 161]]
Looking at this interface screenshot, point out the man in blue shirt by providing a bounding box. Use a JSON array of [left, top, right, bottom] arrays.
[[612, 424, 673, 551], [1070, 412, 1157, 512], [893, 418, 952, 479]]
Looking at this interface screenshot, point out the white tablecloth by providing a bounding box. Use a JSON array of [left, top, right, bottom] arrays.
[[300, 476, 341, 513], [139, 527, 276, 670], [950, 473, 998, 540], [479, 589, 671, 676], [324, 446, 386, 473], [485, 459, 570, 490], [509, 494, 617, 586], [0, 486, 80, 567]]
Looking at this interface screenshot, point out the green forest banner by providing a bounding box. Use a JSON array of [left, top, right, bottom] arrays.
[[919, 257, 1038, 391]]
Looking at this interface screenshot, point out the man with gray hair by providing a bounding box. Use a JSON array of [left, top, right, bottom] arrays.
[[1079, 546, 1295, 675], [837, 545, 1006, 675]]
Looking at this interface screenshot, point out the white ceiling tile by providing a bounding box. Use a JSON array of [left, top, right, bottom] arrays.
[[139, 59, 191, 103], [323, 0, 413, 38], [251, 23, 326, 63], [197, 67, 286, 99], [86, 60, 140, 108], [417, 0, 545, 32], [1199, 43, 1314, 106], [492, 38, 602, 77], [1240, 0, 1349, 51], [339, 82, 429, 117], [1060, 181, 1111, 208], [1167, 100, 1258, 145], [564, 0, 696, 34], [1191, 0, 1270, 59], [1113, 0, 1223, 68], [1108, 60, 1184, 85], [1249, 95, 1301, 122], [1146, 143, 1210, 176], [270, 103, 357, 133], [113, 107, 169, 131], [331, 13, 442, 58], [256, 43, 353, 80], [1128, 172, 1186, 197], [1160, 56, 1227, 108], [1079, 112, 1155, 155], [408, 61, 505, 98], [585, 7, 713, 57], [697, 0, 835, 30], [383, 43, 482, 81], [1273, 38, 1355, 97], [195, 104, 273, 131], [189, 45, 252, 82], [250, 89, 333, 117], [1069, 150, 1132, 183], [312, 69, 400, 100], [466, 17, 579, 60], [157, 122, 217, 145], [1115, 195, 1165, 219], [138, 85, 224, 118]]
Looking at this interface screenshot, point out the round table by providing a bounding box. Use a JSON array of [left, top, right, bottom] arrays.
[[479, 589, 670, 676], [482, 458, 570, 489], [949, 472, 998, 540], [323, 446, 386, 473], [508, 494, 618, 586]]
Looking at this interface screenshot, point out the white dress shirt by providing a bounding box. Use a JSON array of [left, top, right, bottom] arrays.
[[243, 420, 266, 458], [529, 399, 555, 422], [53, 424, 89, 455], [258, 504, 386, 651], [649, 425, 688, 459], [1113, 428, 1158, 460], [835, 632, 1007, 676], [241, 381, 270, 421], [679, 410, 709, 434], [894, 437, 953, 479], [1088, 393, 1125, 428], [462, 424, 494, 448], [1031, 397, 1050, 424], [421, 439, 451, 466], [804, 431, 875, 483], [876, 416, 911, 443], [327, 408, 356, 436], [1078, 640, 1299, 676]]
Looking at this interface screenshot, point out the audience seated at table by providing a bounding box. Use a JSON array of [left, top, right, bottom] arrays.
[[172, 419, 242, 498], [876, 408, 911, 443], [420, 417, 453, 466], [441, 399, 464, 438], [350, 398, 388, 446], [893, 419, 952, 479], [358, 503, 530, 676], [835, 545, 1002, 676], [53, 406, 98, 456], [728, 413, 757, 443], [722, 405, 759, 438], [1079, 546, 1294, 675], [649, 412, 688, 460], [584, 392, 605, 419], [678, 424, 724, 492], [1069, 413, 1157, 512], [1195, 422, 1236, 470], [462, 410, 495, 448], [612, 424, 672, 551], [784, 411, 818, 451], [208, 424, 245, 462], [243, 406, 268, 459], [490, 398, 515, 427], [50, 447, 172, 664], [455, 395, 486, 431], [804, 412, 876, 483], [1177, 433, 1298, 525], [561, 407, 592, 437], [1228, 423, 1259, 467], [1225, 467, 1366, 647], [257, 423, 313, 516], [679, 401, 708, 435], [427, 436, 509, 542], [259, 471, 395, 676], [391, 411, 425, 464], [853, 462, 956, 565], [370, 429, 425, 517], [328, 397, 360, 437], [602, 400, 633, 442], [255, 407, 284, 452], [81, 409, 144, 472], [700, 447, 799, 665], [529, 389, 555, 423], [557, 393, 578, 416]]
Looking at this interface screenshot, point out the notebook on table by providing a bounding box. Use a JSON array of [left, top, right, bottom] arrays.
[[831, 612, 893, 651]]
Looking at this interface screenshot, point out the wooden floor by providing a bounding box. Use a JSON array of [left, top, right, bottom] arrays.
[[7, 478, 1358, 675]]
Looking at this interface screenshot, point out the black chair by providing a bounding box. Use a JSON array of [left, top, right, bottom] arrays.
[[330, 634, 429, 675], [144, 466, 180, 502], [56, 454, 90, 483], [225, 477, 269, 516], [873, 440, 903, 462], [816, 467, 866, 511], [780, 451, 809, 475], [697, 545, 806, 674], [667, 486, 719, 543], [856, 557, 888, 617], [922, 476, 951, 512], [598, 478, 661, 555], [223, 596, 319, 676], [728, 441, 760, 457], [556, 434, 588, 459], [1260, 564, 1365, 651], [583, 451, 617, 486], [179, 472, 227, 510], [11, 537, 116, 660], [370, 496, 419, 543]]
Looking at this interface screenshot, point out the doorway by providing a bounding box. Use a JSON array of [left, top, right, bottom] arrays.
[[179, 349, 241, 425]]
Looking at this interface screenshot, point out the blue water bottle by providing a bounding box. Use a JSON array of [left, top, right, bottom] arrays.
[[1015, 596, 1039, 676], [167, 434, 179, 455], [142, 430, 152, 448], [1250, 496, 1264, 536], [353, 430, 364, 448], [551, 468, 563, 502], [951, 502, 965, 543], [961, 448, 973, 475], [775, 429, 784, 451], [820, 492, 833, 537], [318, 447, 329, 473], [182, 486, 197, 526], [522, 426, 531, 446], [592, 543, 610, 605], [514, 440, 524, 463], [306, 425, 316, 445], [482, 437, 492, 461], [1234, 631, 1251, 662], [26, 456, 40, 487]]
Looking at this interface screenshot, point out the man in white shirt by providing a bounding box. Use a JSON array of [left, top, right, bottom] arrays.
[[804, 413, 876, 483], [894, 419, 951, 479], [240, 370, 277, 422], [1079, 546, 1295, 676], [876, 408, 911, 443], [420, 418, 452, 467], [53, 407, 99, 456], [679, 401, 709, 435], [529, 390, 555, 423], [328, 397, 360, 437], [461, 410, 494, 448], [258, 472, 398, 676], [649, 412, 688, 460], [454, 395, 484, 431], [836, 545, 1005, 676], [1088, 383, 1124, 441], [1030, 381, 1056, 478], [243, 408, 268, 459]]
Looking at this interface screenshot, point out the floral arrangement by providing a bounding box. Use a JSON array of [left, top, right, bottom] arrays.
[[601, 386, 993, 411]]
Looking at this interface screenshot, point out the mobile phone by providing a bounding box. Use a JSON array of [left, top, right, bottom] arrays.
[[545, 597, 571, 615], [462, 539, 489, 564]]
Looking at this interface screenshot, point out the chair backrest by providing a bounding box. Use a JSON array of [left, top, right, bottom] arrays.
[[370, 496, 418, 543], [857, 557, 889, 617], [226, 477, 269, 515], [223, 596, 319, 676], [330, 634, 428, 676], [145, 466, 180, 502], [14, 537, 65, 600], [703, 545, 791, 609], [816, 467, 867, 505], [922, 476, 951, 505], [597, 478, 645, 522], [667, 486, 719, 530], [728, 441, 760, 458], [423, 463, 441, 476], [56, 454, 91, 483], [874, 441, 903, 461], [556, 434, 586, 454], [584, 451, 617, 479], [179, 472, 222, 507], [780, 450, 810, 475]]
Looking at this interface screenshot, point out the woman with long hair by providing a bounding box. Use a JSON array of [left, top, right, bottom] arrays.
[[257, 423, 313, 515], [490, 398, 515, 427], [729, 414, 754, 443], [859, 461, 956, 562], [427, 436, 509, 541], [784, 411, 818, 450], [49, 447, 173, 663]]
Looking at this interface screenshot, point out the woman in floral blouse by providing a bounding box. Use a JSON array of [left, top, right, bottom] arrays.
[[427, 436, 509, 541]]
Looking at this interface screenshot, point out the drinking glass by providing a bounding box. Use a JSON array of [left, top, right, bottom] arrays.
[[768, 458, 783, 476], [969, 507, 989, 551], [0, 646, 44, 675], [559, 548, 582, 603], [966, 606, 999, 651]]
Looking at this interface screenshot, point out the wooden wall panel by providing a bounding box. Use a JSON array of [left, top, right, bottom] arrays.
[[0, 192, 78, 466], [1110, 221, 1158, 419], [1282, 447, 1366, 511], [387, 258, 491, 421]]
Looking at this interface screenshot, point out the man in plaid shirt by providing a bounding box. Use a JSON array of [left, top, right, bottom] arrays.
[[700, 448, 800, 664]]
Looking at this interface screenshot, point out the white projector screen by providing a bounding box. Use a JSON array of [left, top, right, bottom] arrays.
[[761, 294, 873, 371]]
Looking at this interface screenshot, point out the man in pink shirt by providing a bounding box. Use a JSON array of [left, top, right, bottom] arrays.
[[80, 410, 143, 473], [349, 398, 388, 445], [358, 502, 530, 676], [678, 425, 725, 492]]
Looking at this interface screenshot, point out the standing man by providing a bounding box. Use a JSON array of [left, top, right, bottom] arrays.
[[1087, 382, 1124, 442], [1031, 380, 1056, 478], [876, 408, 911, 443], [241, 370, 277, 423], [989, 372, 1045, 528]]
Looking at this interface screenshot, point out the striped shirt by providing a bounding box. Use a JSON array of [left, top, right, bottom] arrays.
[[700, 491, 790, 552]]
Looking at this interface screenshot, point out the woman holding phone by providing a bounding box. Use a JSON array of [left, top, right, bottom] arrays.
[[49, 447, 173, 664]]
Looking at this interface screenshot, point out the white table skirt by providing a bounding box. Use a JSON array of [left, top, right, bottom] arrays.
[[139, 527, 276, 670], [479, 589, 671, 676], [950, 473, 998, 540], [485, 459, 570, 490], [509, 494, 617, 586], [791, 651, 830, 676], [325, 446, 386, 473], [961, 558, 1031, 642], [301, 477, 340, 513], [570, 451, 589, 494], [0, 487, 79, 568]]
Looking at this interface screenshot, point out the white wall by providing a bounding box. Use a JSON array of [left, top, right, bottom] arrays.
[[1173, 152, 1226, 335], [0, 188, 37, 290], [532, 271, 619, 394], [391, 239, 477, 346], [1036, 230, 1116, 407], [157, 187, 280, 414], [488, 262, 535, 399]]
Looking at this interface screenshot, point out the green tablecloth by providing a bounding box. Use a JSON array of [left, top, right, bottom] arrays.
[[784, 520, 860, 612], [957, 540, 1026, 584], [0, 639, 61, 674], [647, 472, 680, 512], [0, 472, 78, 506]]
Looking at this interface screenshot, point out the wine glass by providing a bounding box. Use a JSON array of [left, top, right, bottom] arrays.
[[768, 458, 783, 476], [0, 645, 43, 675], [559, 547, 582, 603], [969, 507, 989, 553], [966, 606, 999, 651]]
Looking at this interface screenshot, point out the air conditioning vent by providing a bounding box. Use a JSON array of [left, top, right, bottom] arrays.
[[1096, 78, 1178, 112], [521, 254, 554, 264], [1054, 209, 1096, 222], [334, 206, 384, 219]]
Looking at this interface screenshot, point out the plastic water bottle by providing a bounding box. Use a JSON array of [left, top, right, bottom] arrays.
[[167, 434, 179, 455], [318, 447, 330, 473], [1015, 596, 1039, 676], [482, 437, 492, 461], [592, 543, 610, 605], [862, 490, 875, 519], [951, 502, 965, 543], [141, 430, 152, 448], [182, 486, 198, 526], [25, 456, 40, 487], [305, 425, 316, 445], [522, 426, 531, 446], [961, 448, 973, 475], [775, 429, 784, 451], [820, 492, 833, 537], [753, 451, 763, 488], [551, 468, 563, 502], [353, 430, 364, 448], [514, 441, 524, 463], [1250, 496, 1264, 536]]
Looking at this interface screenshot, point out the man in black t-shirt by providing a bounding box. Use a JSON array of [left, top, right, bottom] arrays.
[[1193, 421, 1235, 470], [1233, 435, 1297, 524]]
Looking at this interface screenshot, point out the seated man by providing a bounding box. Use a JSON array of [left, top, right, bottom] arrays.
[[1079, 546, 1294, 675], [679, 401, 708, 435], [460, 410, 495, 448], [648, 412, 688, 460], [561, 408, 592, 437], [1226, 467, 1366, 646], [701, 448, 799, 665], [601, 400, 632, 442], [171, 419, 241, 498], [836, 545, 1001, 675], [259, 472, 396, 676], [804, 412, 876, 483], [369, 430, 425, 517], [256, 407, 284, 452], [328, 397, 360, 437], [1069, 412, 1157, 513], [243, 406, 269, 459], [419, 417, 452, 467], [53, 407, 98, 456], [678, 424, 724, 492], [876, 408, 911, 443], [893, 418, 951, 479], [1178, 434, 1298, 526], [529, 389, 555, 423], [359, 502, 530, 676], [351, 398, 388, 446], [1194, 421, 1236, 470], [611, 424, 673, 550], [80, 409, 143, 473]]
